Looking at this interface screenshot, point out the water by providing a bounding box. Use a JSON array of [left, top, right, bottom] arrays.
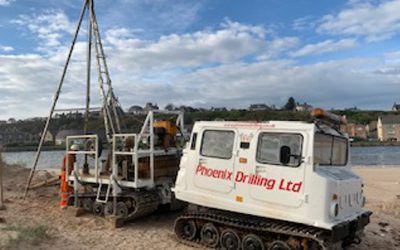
[[350, 146, 400, 166], [2, 150, 65, 169], [2, 150, 107, 170], [2, 146, 400, 169]]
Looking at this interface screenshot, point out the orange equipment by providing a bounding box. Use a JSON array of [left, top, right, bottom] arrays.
[[153, 120, 178, 135], [60, 153, 76, 209], [153, 120, 178, 148]]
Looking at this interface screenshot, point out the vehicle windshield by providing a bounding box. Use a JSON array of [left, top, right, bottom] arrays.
[[314, 133, 348, 166]]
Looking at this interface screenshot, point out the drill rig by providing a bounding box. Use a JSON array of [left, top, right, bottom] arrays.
[[24, 0, 187, 225]]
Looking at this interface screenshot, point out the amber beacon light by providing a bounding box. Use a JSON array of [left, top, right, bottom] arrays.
[[311, 108, 347, 125]]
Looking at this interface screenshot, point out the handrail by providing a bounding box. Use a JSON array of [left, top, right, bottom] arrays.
[[66, 134, 99, 183]]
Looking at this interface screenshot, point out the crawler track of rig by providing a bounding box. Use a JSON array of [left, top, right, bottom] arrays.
[[174, 210, 337, 250], [123, 190, 159, 220], [76, 190, 159, 221]]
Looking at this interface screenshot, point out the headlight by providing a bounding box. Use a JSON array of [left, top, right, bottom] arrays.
[[330, 202, 339, 217]]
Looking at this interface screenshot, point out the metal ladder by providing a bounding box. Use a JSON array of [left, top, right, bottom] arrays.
[[89, 2, 121, 142], [95, 177, 112, 203]]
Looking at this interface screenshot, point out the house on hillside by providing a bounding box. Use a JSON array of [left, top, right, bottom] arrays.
[[377, 115, 400, 141], [144, 102, 159, 112], [0, 131, 33, 145], [392, 102, 400, 112], [128, 105, 145, 115], [55, 130, 82, 145], [295, 102, 313, 112], [39, 131, 54, 143], [211, 107, 227, 112], [366, 121, 378, 139], [248, 104, 270, 111], [340, 123, 368, 139], [7, 118, 16, 124]]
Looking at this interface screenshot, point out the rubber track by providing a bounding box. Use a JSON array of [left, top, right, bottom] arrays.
[[174, 211, 335, 250]]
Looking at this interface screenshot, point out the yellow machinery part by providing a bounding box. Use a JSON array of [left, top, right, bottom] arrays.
[[153, 120, 178, 135]]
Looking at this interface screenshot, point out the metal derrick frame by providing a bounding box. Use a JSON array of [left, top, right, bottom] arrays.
[[24, 0, 121, 198]]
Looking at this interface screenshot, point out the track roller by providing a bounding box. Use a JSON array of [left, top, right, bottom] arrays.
[[242, 234, 265, 250], [104, 202, 114, 216], [82, 198, 93, 212], [200, 223, 220, 248], [93, 202, 104, 216], [116, 201, 128, 219], [175, 219, 197, 240], [220, 229, 240, 250], [268, 240, 291, 250]]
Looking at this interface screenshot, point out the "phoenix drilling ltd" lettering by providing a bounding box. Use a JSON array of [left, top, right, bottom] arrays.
[[195, 164, 302, 193]]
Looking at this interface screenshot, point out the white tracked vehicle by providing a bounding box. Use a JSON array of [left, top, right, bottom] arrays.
[[173, 108, 371, 250]]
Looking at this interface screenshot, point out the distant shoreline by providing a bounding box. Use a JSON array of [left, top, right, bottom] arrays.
[[351, 141, 400, 147], [2, 145, 64, 152], [2, 142, 400, 153]]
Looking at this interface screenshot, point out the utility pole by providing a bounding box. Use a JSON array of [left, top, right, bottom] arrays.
[[0, 149, 5, 210]]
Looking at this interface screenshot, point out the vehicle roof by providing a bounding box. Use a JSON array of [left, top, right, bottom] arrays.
[[193, 120, 316, 131]]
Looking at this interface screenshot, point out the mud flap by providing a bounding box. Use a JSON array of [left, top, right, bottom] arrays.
[[332, 211, 372, 243]]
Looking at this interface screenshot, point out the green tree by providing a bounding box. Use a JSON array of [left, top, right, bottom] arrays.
[[164, 103, 175, 111], [283, 97, 296, 111]]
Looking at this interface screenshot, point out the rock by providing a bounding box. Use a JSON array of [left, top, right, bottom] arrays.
[[106, 215, 125, 229], [65, 206, 86, 217], [378, 222, 389, 227], [0, 217, 5, 223], [379, 228, 388, 234]]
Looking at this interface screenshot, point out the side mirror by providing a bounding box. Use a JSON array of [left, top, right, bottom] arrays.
[[280, 146, 291, 165]]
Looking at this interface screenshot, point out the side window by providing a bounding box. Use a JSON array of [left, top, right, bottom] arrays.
[[201, 130, 235, 159], [256, 133, 303, 167], [314, 133, 333, 165], [314, 133, 348, 166], [332, 137, 347, 165]]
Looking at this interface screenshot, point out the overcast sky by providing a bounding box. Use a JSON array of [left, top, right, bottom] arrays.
[[0, 0, 400, 120]]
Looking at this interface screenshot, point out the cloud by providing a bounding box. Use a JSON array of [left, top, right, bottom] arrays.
[[0, 45, 14, 52], [104, 20, 268, 73], [100, 0, 205, 35], [318, 0, 400, 42], [292, 16, 317, 31], [290, 39, 357, 57], [256, 37, 301, 60], [11, 9, 75, 50], [111, 57, 400, 111], [0, 0, 14, 7], [0, 11, 398, 120]]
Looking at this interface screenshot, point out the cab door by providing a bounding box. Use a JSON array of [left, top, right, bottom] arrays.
[[193, 129, 237, 193], [249, 131, 307, 208]]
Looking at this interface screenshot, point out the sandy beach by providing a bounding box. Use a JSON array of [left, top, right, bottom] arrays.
[[0, 164, 399, 250]]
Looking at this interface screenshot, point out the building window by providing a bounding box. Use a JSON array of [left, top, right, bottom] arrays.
[[201, 130, 235, 159]]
